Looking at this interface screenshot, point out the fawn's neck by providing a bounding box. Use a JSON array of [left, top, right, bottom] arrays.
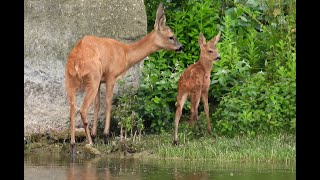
[[127, 30, 160, 67], [199, 57, 214, 73]]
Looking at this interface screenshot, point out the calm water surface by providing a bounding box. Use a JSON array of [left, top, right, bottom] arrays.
[[24, 152, 295, 180]]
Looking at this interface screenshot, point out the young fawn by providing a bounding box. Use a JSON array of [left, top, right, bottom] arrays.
[[173, 32, 221, 145], [65, 2, 183, 154]]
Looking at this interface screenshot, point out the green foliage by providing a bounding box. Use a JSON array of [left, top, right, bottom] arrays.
[[139, 0, 221, 133], [211, 14, 252, 100], [213, 69, 296, 136], [112, 82, 145, 137], [137, 0, 295, 135]]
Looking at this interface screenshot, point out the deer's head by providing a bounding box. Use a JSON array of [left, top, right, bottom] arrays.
[[153, 3, 183, 52]]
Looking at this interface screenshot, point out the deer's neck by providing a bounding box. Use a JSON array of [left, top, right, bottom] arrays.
[[127, 31, 160, 67]]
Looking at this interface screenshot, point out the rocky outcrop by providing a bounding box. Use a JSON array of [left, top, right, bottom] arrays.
[[24, 0, 147, 135]]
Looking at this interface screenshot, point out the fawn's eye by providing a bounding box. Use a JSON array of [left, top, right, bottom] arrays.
[[169, 36, 174, 40], [208, 50, 213, 54]]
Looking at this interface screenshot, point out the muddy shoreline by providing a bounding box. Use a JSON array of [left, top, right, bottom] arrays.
[[24, 129, 156, 159]]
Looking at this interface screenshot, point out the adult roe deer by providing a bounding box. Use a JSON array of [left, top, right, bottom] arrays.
[[65, 2, 183, 154], [173, 32, 221, 145]]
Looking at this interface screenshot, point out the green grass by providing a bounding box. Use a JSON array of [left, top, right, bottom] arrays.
[[24, 131, 295, 164], [142, 133, 295, 163]]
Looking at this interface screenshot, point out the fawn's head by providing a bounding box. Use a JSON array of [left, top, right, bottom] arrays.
[[153, 3, 183, 52], [198, 32, 221, 62]]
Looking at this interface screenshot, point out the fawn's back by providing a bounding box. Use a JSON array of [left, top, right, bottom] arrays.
[[177, 32, 221, 95]]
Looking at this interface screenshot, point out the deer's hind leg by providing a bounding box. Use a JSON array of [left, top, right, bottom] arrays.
[[79, 69, 102, 145], [65, 74, 80, 156], [189, 89, 201, 124], [201, 91, 211, 134]]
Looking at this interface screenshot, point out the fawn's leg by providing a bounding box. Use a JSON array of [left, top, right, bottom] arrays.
[[201, 91, 211, 134], [173, 92, 188, 145], [189, 90, 201, 124]]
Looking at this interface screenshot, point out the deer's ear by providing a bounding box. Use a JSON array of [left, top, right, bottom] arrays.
[[154, 2, 165, 30], [158, 13, 166, 30], [210, 31, 221, 46], [198, 32, 206, 47]]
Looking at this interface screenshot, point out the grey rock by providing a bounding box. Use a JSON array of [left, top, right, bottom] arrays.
[[24, 0, 147, 135]]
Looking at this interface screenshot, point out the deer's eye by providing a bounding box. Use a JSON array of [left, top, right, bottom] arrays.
[[169, 36, 174, 40], [208, 50, 213, 54]]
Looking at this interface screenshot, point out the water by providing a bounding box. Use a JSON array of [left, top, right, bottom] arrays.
[[24, 152, 295, 180]]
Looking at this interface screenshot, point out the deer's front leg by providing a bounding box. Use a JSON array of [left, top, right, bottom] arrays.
[[103, 78, 115, 144], [91, 85, 101, 142]]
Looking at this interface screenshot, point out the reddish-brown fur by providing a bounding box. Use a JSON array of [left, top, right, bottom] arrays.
[[65, 3, 182, 154], [173, 32, 221, 145]]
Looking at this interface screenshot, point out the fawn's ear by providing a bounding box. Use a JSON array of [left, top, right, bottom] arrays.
[[198, 32, 206, 47], [210, 31, 221, 46], [154, 2, 166, 30]]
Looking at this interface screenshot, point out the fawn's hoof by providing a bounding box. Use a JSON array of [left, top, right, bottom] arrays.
[[173, 140, 178, 146], [91, 135, 97, 144]]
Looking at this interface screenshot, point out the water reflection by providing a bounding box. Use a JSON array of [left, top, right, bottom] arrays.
[[24, 152, 295, 180], [173, 170, 208, 180], [66, 160, 111, 180]]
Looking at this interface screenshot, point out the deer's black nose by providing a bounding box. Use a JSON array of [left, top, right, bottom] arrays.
[[216, 56, 221, 60], [176, 46, 184, 51]]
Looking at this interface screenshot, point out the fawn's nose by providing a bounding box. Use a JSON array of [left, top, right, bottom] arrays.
[[216, 56, 221, 60]]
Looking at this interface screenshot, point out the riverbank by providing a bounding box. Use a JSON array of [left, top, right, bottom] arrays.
[[24, 131, 295, 163]]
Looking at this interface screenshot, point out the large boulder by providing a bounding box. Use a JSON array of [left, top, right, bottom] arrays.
[[24, 0, 147, 135]]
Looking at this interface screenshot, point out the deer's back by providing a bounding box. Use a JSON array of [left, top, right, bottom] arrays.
[[66, 35, 128, 80]]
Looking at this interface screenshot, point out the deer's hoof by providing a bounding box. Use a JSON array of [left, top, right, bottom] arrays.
[[91, 132, 96, 139], [70, 144, 76, 157], [103, 134, 110, 145]]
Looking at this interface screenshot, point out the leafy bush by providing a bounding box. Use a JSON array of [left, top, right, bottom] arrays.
[[213, 70, 296, 136]]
